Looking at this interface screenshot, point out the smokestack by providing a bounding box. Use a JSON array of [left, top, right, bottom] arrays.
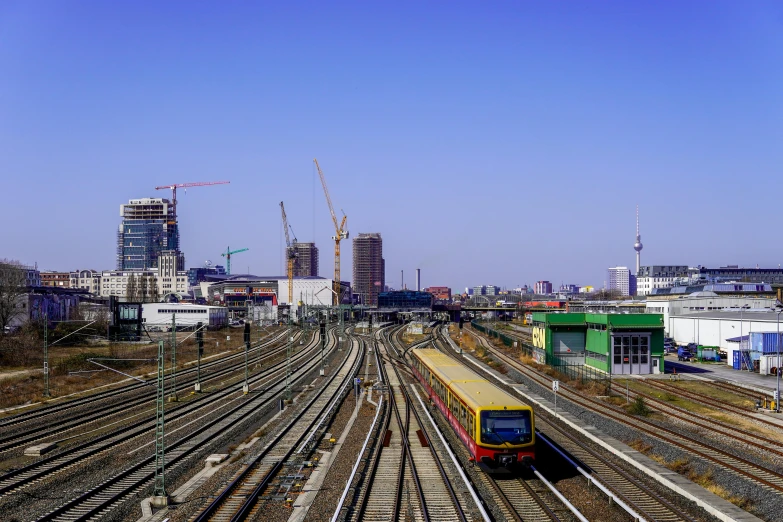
[[401, 269, 404, 290], [416, 268, 421, 292]]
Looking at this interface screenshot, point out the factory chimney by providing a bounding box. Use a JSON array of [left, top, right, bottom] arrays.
[[416, 268, 421, 291], [401, 270, 404, 290]]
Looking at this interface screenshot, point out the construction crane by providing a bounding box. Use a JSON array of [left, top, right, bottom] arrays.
[[155, 181, 230, 225], [314, 159, 348, 306], [221, 246, 249, 276], [280, 201, 297, 307]]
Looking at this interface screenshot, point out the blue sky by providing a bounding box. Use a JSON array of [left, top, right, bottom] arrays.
[[2, 2, 782, 291]]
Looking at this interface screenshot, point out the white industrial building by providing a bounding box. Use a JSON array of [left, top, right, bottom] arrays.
[[667, 309, 782, 367], [142, 303, 228, 329], [646, 293, 776, 334]]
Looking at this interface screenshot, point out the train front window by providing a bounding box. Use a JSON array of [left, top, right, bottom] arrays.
[[480, 410, 532, 445]]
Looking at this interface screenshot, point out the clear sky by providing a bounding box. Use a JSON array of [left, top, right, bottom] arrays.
[[2, 2, 782, 292]]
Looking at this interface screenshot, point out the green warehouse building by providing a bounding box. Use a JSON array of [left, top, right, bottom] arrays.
[[531, 312, 665, 375]]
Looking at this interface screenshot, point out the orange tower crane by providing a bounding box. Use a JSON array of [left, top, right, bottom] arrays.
[[314, 159, 348, 306], [154, 181, 230, 224], [279, 201, 297, 307]]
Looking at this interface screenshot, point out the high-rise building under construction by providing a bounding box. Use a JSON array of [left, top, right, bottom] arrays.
[[353, 233, 385, 306], [117, 198, 182, 271], [293, 243, 319, 277]]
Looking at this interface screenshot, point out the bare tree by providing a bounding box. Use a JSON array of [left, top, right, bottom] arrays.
[[126, 273, 137, 302], [148, 276, 159, 302], [139, 275, 148, 303], [0, 259, 28, 333]]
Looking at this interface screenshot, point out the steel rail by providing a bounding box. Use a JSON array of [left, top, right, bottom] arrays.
[[35, 328, 336, 522], [193, 330, 362, 522]]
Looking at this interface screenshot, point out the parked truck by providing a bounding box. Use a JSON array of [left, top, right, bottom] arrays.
[[677, 346, 693, 361]]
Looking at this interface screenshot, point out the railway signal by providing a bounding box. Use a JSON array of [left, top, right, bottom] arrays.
[[152, 340, 168, 507], [552, 380, 559, 413]]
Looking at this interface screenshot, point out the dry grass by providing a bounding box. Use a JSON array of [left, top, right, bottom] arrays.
[[628, 440, 753, 511], [628, 438, 653, 453], [0, 327, 282, 411]]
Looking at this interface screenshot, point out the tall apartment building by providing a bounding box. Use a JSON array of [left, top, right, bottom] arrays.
[[293, 243, 319, 277], [157, 250, 188, 296], [607, 267, 636, 296], [473, 285, 486, 296], [117, 198, 182, 271], [485, 285, 500, 296], [353, 233, 385, 306], [534, 281, 553, 294]]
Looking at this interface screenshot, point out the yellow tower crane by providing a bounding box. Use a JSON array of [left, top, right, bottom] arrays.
[[279, 201, 297, 308], [314, 159, 348, 306]]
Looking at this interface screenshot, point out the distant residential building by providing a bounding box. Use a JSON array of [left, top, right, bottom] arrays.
[[292, 243, 319, 277], [485, 285, 500, 296], [70, 270, 102, 294], [559, 284, 580, 294], [472, 285, 486, 296], [352, 233, 385, 306], [100, 270, 157, 300], [636, 265, 694, 296], [534, 281, 553, 294], [607, 267, 636, 296], [424, 286, 452, 301], [117, 198, 182, 271], [41, 271, 70, 288], [579, 286, 595, 294]]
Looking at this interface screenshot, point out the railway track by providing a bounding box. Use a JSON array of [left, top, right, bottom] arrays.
[[344, 326, 468, 522], [192, 332, 363, 522], [490, 477, 563, 522], [32, 327, 339, 522], [618, 381, 783, 460], [464, 325, 783, 495], [536, 421, 699, 522], [0, 328, 324, 503], [0, 330, 299, 454]]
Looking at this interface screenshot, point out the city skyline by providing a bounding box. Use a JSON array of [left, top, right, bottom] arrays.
[[2, 3, 782, 290]]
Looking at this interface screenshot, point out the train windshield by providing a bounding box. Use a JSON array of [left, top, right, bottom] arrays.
[[480, 410, 532, 445]]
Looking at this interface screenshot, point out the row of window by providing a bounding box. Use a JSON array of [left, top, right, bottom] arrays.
[[155, 309, 208, 314], [412, 356, 475, 437], [587, 323, 608, 331], [586, 351, 608, 363]]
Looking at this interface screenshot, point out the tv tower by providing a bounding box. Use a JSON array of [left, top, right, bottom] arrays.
[[634, 205, 643, 274]]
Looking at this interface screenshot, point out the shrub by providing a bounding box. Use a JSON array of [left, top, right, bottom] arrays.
[[628, 396, 651, 416]]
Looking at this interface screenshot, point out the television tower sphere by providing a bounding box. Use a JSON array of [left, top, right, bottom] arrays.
[[634, 238, 643, 252], [205, 259, 213, 267]]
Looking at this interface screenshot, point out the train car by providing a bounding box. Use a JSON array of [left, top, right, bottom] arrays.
[[410, 348, 535, 470]]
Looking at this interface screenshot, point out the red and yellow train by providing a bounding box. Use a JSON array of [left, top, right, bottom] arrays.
[[411, 348, 535, 470]]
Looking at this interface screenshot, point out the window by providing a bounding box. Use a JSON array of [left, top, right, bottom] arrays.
[[480, 410, 532, 445]]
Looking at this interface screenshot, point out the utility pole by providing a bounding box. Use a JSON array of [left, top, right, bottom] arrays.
[[170, 313, 177, 402], [195, 322, 203, 392], [320, 322, 326, 376], [152, 340, 168, 507], [285, 311, 294, 401], [243, 322, 250, 394], [43, 313, 50, 398]]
